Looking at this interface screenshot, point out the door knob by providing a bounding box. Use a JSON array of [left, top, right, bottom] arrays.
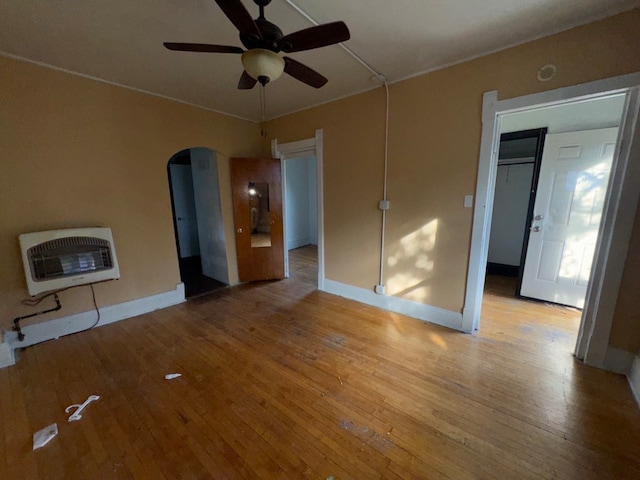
[[237, 228, 243, 234]]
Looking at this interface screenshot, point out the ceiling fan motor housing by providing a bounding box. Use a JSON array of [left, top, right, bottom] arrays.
[[241, 18, 284, 51]]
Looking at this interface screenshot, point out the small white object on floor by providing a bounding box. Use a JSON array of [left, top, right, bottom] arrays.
[[65, 394, 100, 422], [33, 423, 58, 450], [165, 373, 182, 380]]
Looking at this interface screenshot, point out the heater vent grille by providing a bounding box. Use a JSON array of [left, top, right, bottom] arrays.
[[28, 237, 114, 281], [19, 227, 120, 296]]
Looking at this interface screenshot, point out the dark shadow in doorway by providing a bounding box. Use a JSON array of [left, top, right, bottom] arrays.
[[179, 256, 226, 298]]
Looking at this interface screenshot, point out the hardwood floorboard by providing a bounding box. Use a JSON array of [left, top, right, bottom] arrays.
[[2, 246, 639, 479]]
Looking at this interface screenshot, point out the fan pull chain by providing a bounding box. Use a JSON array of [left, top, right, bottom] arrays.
[[260, 85, 267, 139]]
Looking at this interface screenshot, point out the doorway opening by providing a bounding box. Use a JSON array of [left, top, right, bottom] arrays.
[[487, 128, 547, 282], [283, 155, 319, 285], [464, 73, 640, 370], [167, 148, 228, 298], [272, 129, 325, 289], [482, 95, 626, 344]]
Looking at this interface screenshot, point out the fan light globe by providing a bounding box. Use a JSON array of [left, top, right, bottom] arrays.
[[241, 49, 285, 85]]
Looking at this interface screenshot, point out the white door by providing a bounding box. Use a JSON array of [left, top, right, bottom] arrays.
[[170, 164, 200, 258], [191, 148, 230, 284], [520, 127, 619, 308]]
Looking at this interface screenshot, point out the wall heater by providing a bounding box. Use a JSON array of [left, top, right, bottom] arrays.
[[19, 227, 120, 296]]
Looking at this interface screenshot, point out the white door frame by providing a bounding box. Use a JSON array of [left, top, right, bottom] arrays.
[[463, 72, 640, 371], [272, 129, 325, 289]]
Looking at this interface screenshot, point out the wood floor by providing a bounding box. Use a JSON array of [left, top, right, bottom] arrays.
[[2, 246, 639, 479]]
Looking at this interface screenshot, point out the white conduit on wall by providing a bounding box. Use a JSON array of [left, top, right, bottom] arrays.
[[284, 0, 391, 291]]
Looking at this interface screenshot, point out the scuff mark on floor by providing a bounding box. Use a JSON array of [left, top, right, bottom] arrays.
[[340, 419, 395, 452], [325, 334, 347, 349], [544, 328, 572, 342]]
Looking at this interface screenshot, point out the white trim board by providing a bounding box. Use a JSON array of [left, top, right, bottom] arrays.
[[288, 237, 315, 251], [322, 279, 463, 331], [272, 137, 316, 157], [4, 283, 185, 354], [0, 342, 15, 368], [629, 355, 640, 408]]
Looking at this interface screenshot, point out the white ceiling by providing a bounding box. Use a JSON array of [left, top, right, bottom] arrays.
[[1, 0, 639, 122], [501, 94, 627, 135]]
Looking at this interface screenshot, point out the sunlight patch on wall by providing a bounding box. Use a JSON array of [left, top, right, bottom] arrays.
[[386, 219, 438, 302]]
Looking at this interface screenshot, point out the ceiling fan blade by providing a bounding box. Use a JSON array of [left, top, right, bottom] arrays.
[[238, 71, 257, 90], [283, 57, 328, 89], [214, 0, 262, 38], [163, 42, 244, 54], [279, 21, 350, 53]]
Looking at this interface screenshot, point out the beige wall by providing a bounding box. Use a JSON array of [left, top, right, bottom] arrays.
[[0, 56, 260, 328], [267, 9, 640, 335]]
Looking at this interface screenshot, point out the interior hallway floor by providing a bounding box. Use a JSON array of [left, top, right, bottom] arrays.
[[482, 273, 582, 348], [1, 245, 639, 479]]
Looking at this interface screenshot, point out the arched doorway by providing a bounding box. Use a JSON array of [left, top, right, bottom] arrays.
[[167, 147, 228, 297]]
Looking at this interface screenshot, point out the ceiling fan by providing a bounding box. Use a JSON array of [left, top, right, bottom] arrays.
[[164, 0, 350, 90]]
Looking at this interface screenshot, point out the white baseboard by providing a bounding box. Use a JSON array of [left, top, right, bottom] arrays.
[[603, 346, 635, 375], [288, 237, 313, 250], [629, 355, 640, 408], [322, 279, 463, 331], [4, 283, 185, 354], [0, 342, 15, 368]]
